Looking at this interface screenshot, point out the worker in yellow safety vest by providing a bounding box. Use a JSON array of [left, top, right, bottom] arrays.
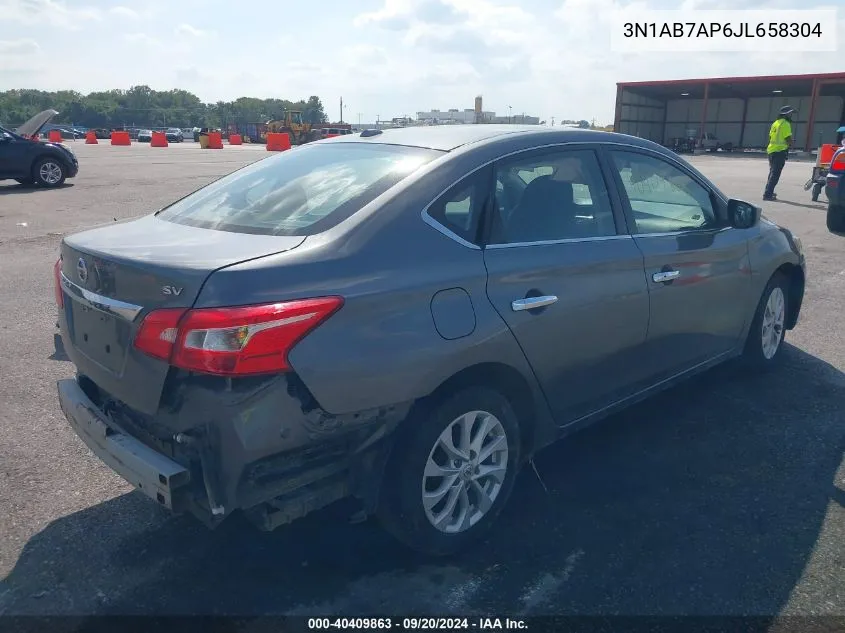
[[763, 105, 795, 201]]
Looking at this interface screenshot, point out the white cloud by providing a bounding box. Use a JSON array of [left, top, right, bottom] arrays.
[[175, 24, 210, 38], [0, 38, 44, 76], [353, 0, 412, 28], [0, 39, 41, 56], [109, 6, 140, 19], [2, 0, 101, 29], [124, 33, 163, 48]]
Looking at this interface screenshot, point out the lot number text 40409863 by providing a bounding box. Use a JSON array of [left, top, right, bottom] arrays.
[[307, 617, 529, 630]]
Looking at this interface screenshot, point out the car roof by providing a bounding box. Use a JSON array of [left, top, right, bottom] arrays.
[[322, 124, 661, 153]]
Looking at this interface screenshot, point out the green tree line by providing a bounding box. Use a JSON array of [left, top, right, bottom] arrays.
[[0, 85, 328, 129]]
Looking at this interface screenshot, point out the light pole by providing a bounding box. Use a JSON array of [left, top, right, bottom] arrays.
[[508, 105, 512, 124], [357, 113, 362, 127]]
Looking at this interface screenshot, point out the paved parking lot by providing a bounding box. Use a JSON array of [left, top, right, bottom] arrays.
[[1, 143, 845, 618]]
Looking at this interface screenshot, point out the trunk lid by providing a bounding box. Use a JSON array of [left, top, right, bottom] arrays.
[[58, 214, 305, 414]]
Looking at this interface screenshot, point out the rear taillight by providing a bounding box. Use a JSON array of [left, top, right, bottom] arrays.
[[133, 297, 343, 376], [54, 257, 64, 308], [134, 308, 187, 361], [832, 155, 845, 172]]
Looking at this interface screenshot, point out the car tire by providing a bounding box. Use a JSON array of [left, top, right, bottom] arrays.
[[826, 205, 845, 232], [742, 272, 789, 368], [32, 157, 67, 188], [377, 386, 521, 557]]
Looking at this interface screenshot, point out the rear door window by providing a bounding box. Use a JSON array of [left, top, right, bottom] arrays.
[[156, 144, 443, 236], [490, 148, 618, 244]]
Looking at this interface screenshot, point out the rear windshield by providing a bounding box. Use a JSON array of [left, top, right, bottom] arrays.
[[156, 143, 442, 236]]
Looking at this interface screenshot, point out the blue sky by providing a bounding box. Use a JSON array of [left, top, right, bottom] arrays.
[[0, 0, 842, 124]]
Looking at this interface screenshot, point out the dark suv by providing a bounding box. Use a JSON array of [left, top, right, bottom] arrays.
[[0, 110, 79, 187]]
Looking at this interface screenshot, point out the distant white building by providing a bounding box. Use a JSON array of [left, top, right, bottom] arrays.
[[416, 108, 497, 124], [492, 115, 541, 125]]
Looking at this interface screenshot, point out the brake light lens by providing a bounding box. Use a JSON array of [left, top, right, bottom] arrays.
[[133, 297, 343, 376], [134, 308, 187, 361], [832, 154, 845, 172], [54, 257, 64, 308]]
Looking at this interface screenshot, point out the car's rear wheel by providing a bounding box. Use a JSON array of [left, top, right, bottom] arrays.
[[742, 273, 788, 368], [32, 157, 66, 187], [377, 386, 521, 556], [827, 205, 845, 232]]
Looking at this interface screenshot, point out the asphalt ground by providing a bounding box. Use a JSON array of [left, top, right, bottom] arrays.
[[1, 143, 845, 620]]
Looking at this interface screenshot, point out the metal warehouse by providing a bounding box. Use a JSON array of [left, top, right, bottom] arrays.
[[614, 72, 845, 152]]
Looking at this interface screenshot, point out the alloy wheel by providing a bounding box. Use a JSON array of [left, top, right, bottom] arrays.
[[39, 162, 63, 185], [761, 286, 785, 360], [421, 410, 509, 534]]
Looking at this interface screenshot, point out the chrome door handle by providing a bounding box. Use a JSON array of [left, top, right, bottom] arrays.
[[652, 270, 680, 283], [511, 296, 558, 311]]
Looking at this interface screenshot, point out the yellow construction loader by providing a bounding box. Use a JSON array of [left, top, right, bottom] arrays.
[[264, 111, 321, 145]]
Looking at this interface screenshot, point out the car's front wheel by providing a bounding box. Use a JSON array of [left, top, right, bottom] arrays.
[[827, 205, 845, 232], [743, 273, 789, 368], [377, 386, 521, 556], [32, 157, 67, 187]]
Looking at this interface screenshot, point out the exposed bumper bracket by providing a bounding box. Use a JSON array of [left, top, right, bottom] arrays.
[[57, 379, 190, 510]]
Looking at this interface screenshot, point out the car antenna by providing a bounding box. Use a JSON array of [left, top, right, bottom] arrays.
[[529, 458, 549, 495]]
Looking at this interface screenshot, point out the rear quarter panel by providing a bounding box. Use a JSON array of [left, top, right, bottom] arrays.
[[195, 141, 555, 438]]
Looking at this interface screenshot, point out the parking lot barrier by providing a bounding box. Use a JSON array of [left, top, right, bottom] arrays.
[[229, 134, 243, 146], [110, 131, 131, 146], [206, 132, 224, 149], [150, 131, 168, 147], [266, 132, 291, 152], [85, 131, 98, 144], [48, 130, 62, 143]]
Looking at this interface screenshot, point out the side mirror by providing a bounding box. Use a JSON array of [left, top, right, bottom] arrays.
[[728, 198, 760, 229]]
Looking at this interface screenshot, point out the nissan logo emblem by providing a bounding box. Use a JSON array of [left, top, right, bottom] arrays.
[[76, 257, 88, 283]]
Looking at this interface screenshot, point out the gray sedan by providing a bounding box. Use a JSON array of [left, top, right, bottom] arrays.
[[53, 125, 805, 556]]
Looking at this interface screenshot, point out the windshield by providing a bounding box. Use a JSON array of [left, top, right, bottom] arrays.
[[156, 143, 443, 236]]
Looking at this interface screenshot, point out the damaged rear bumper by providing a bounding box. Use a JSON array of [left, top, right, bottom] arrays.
[[57, 378, 190, 510], [57, 373, 412, 530]]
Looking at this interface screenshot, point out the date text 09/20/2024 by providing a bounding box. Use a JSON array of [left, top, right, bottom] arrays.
[[622, 22, 822, 38], [307, 618, 528, 630]]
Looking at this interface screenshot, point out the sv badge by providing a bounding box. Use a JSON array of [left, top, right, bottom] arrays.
[[162, 285, 183, 296]]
